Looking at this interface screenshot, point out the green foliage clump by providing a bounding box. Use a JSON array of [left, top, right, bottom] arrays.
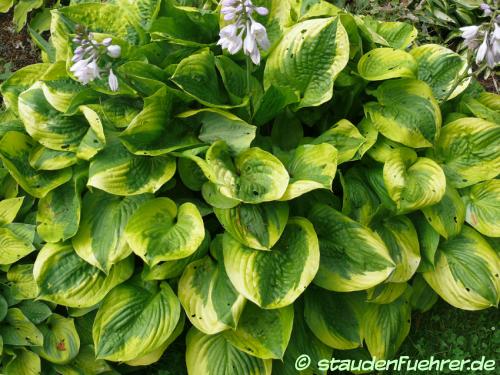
[[0, 0, 498, 374]]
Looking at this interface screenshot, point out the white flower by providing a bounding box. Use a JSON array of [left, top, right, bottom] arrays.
[[476, 32, 489, 64], [108, 69, 119, 91], [460, 25, 479, 41], [102, 37, 112, 46], [107, 45, 121, 58], [70, 57, 101, 85], [218, 0, 269, 64], [218, 24, 243, 54], [480, 3, 492, 17]]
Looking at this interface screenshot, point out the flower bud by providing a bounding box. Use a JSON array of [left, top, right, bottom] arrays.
[[107, 45, 121, 58]]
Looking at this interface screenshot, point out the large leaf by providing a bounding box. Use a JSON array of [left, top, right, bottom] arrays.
[[224, 303, 294, 360], [463, 180, 500, 237], [34, 243, 134, 308], [0, 131, 72, 198], [410, 44, 469, 101], [4, 349, 41, 375], [36, 173, 84, 243], [304, 287, 364, 350], [364, 79, 441, 148], [32, 314, 80, 364], [178, 256, 245, 335], [280, 144, 338, 201], [264, 17, 349, 108], [362, 292, 411, 359], [93, 281, 181, 362], [431, 117, 500, 188], [223, 218, 320, 309], [357, 48, 417, 81], [205, 141, 290, 204], [383, 152, 446, 213], [308, 204, 394, 292], [312, 119, 366, 164], [88, 139, 176, 196], [120, 87, 200, 156], [422, 185, 466, 239], [186, 328, 272, 375], [372, 216, 420, 283], [171, 50, 230, 107], [125, 197, 205, 266], [214, 201, 289, 251], [0, 308, 43, 346], [423, 226, 499, 310], [72, 191, 151, 272], [0, 197, 24, 225], [0, 225, 36, 265]]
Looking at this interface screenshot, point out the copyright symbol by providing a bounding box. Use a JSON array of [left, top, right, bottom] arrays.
[[295, 354, 311, 371]]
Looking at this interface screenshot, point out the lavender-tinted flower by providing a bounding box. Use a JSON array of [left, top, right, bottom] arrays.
[[476, 32, 489, 64], [460, 25, 479, 41], [480, 3, 492, 17], [218, 0, 270, 65], [70, 27, 121, 91]]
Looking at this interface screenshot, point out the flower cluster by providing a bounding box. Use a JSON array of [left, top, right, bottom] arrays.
[[217, 0, 270, 65], [70, 27, 121, 91], [460, 21, 500, 68]]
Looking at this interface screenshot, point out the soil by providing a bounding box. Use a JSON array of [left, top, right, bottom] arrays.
[[0, 10, 40, 75]]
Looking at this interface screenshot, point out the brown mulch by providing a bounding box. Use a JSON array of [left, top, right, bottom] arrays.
[[0, 11, 40, 74]]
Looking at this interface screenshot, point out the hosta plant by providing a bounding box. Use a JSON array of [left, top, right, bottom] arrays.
[[0, 0, 499, 374]]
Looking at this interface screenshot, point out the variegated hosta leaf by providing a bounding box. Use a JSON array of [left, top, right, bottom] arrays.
[[125, 197, 205, 266], [272, 301, 332, 375], [7, 263, 39, 300], [372, 216, 420, 283], [411, 212, 440, 272], [124, 314, 185, 367], [364, 79, 441, 148], [88, 139, 176, 196], [0, 131, 72, 198], [205, 141, 290, 204], [0, 63, 51, 113], [340, 167, 381, 226], [178, 256, 246, 335], [365, 166, 398, 212], [304, 287, 364, 350], [0, 196, 24, 225], [264, 17, 349, 109], [186, 328, 272, 375], [280, 144, 338, 201], [224, 302, 293, 360], [422, 185, 465, 239], [0, 224, 36, 265], [355, 16, 417, 49], [120, 87, 200, 156], [29, 145, 78, 171], [366, 133, 417, 164], [52, 345, 113, 375], [18, 85, 89, 152], [383, 152, 446, 213], [93, 281, 181, 362], [308, 204, 394, 292], [32, 314, 80, 364], [312, 120, 366, 164], [357, 48, 417, 81], [463, 180, 500, 237], [37, 172, 85, 243], [171, 50, 230, 108], [214, 202, 289, 251], [76, 105, 107, 161], [410, 274, 438, 313], [362, 291, 411, 359], [142, 230, 211, 281], [0, 308, 43, 346], [177, 108, 256, 154], [223, 218, 320, 309], [33, 243, 134, 308], [461, 95, 500, 124], [72, 191, 151, 272], [410, 44, 469, 102], [367, 282, 408, 304], [3, 349, 41, 375], [432, 117, 500, 188], [423, 226, 500, 310]]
